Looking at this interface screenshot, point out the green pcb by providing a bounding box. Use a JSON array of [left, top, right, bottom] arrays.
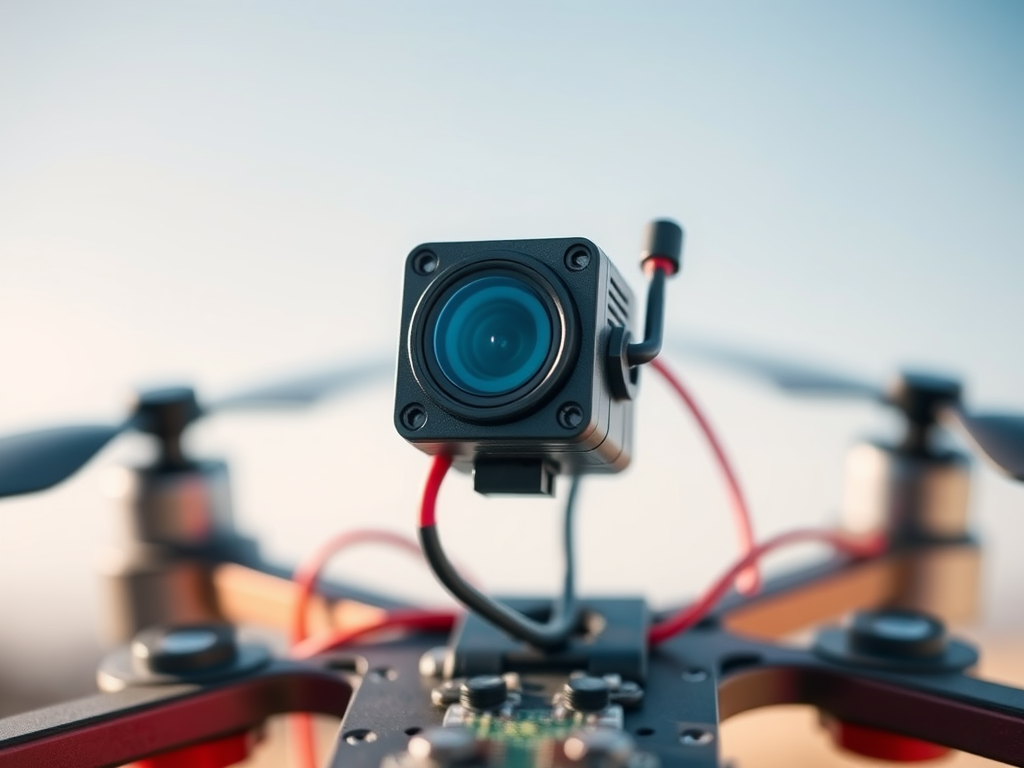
[[466, 710, 579, 768]]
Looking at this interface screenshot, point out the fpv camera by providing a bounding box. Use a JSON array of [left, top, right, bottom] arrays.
[[394, 221, 682, 495]]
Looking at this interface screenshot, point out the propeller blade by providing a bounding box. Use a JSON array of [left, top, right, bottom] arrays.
[[208, 358, 393, 412], [943, 406, 1024, 482], [668, 336, 885, 400], [0, 423, 127, 499]]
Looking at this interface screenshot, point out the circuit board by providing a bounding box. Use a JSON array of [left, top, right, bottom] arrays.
[[464, 710, 586, 768]]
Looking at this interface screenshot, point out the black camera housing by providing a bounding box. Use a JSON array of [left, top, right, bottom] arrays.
[[394, 237, 636, 494]]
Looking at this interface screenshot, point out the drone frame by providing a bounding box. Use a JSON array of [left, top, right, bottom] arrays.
[[2, 530, 1023, 768]]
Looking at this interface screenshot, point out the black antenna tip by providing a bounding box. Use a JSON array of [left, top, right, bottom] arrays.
[[640, 219, 684, 275]]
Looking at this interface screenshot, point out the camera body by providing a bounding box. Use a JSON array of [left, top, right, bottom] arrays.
[[394, 236, 636, 493]]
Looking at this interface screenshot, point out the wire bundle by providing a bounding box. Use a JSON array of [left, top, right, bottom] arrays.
[[418, 459, 582, 650]]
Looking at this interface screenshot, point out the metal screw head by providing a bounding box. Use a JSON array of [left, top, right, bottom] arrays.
[[557, 402, 585, 430], [565, 245, 592, 272], [412, 250, 439, 276], [431, 680, 462, 708], [408, 727, 477, 766], [401, 403, 428, 431], [419, 646, 449, 679], [460, 675, 507, 712], [131, 624, 237, 675], [563, 728, 636, 767], [564, 676, 611, 713], [849, 609, 946, 660], [612, 680, 645, 708]]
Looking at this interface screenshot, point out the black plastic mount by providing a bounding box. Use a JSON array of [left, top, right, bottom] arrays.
[[446, 597, 649, 682], [472, 458, 558, 496]]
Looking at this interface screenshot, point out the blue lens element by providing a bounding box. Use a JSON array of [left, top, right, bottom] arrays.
[[433, 276, 553, 396]]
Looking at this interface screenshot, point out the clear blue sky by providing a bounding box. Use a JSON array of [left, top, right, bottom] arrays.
[[1, 1, 1022, 697]]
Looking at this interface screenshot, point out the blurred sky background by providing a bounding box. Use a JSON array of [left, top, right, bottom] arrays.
[[1, 0, 1022, 709]]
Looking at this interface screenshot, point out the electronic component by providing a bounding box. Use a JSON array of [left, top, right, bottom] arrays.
[[394, 221, 683, 495]]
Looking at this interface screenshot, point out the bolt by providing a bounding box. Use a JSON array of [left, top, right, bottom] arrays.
[[431, 684, 461, 708], [557, 402, 585, 430], [563, 676, 611, 713], [408, 727, 477, 766], [412, 250, 439, 276], [419, 646, 449, 679], [611, 680, 644, 708], [401, 403, 428, 431], [565, 245, 592, 272], [460, 675, 507, 712], [563, 728, 636, 767], [131, 624, 237, 675], [849, 609, 946, 660]]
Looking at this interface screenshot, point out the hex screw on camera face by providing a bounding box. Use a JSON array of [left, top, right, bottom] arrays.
[[557, 402, 584, 429], [401, 403, 428, 431], [412, 250, 439, 276], [564, 245, 592, 272]]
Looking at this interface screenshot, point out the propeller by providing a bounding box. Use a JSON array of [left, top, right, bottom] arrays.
[[670, 336, 1024, 482], [0, 358, 392, 499]]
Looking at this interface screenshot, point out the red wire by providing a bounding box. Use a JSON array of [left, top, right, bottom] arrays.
[[288, 524, 455, 768], [420, 453, 453, 528], [290, 609, 459, 659], [647, 528, 886, 644], [290, 529, 424, 646], [650, 356, 760, 594]]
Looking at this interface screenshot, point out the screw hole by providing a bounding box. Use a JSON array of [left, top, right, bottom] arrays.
[[367, 666, 399, 682], [344, 729, 378, 745], [681, 668, 708, 683], [636, 727, 655, 737], [680, 728, 714, 746]]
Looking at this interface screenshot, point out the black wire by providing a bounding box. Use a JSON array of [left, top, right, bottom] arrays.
[[626, 265, 666, 366], [419, 475, 582, 650]]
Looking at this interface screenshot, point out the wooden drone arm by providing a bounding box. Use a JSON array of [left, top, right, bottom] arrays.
[[719, 539, 981, 641], [210, 562, 387, 635]]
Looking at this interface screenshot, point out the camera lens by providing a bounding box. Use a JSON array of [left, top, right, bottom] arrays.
[[433, 275, 553, 397]]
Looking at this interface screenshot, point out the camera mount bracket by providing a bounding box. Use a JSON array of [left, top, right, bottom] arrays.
[[444, 597, 649, 682], [472, 457, 559, 496]]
